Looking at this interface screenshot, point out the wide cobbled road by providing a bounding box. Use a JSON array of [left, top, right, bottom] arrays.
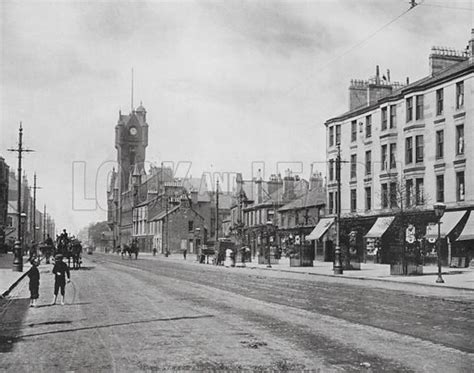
[[1, 253, 472, 372]]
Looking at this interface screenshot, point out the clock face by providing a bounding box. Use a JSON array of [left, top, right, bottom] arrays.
[[129, 127, 138, 136]]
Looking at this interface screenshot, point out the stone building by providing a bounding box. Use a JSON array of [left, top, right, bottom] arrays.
[[107, 103, 215, 253], [322, 29, 474, 267]]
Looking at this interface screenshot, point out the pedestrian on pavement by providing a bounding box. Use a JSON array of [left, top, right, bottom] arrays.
[[183, 248, 187, 260], [153, 247, 157, 256], [28, 258, 40, 307], [51, 254, 70, 306]]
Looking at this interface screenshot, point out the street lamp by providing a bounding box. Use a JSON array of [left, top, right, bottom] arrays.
[[433, 202, 446, 283], [266, 220, 273, 268]]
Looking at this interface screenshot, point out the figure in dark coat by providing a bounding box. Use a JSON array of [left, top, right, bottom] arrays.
[[51, 254, 70, 306], [28, 259, 40, 307]]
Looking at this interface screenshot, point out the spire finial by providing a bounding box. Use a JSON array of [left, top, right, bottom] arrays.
[[131, 67, 134, 112]]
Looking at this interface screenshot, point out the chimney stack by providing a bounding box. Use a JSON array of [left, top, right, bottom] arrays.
[[429, 46, 468, 75], [470, 28, 474, 64]]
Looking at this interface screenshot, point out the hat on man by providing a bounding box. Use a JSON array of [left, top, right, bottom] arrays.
[[55, 253, 63, 260]]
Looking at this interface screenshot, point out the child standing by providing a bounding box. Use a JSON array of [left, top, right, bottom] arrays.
[[51, 254, 70, 306], [28, 259, 40, 307]]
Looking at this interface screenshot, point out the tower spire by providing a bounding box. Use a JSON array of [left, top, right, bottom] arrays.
[[131, 67, 134, 112]]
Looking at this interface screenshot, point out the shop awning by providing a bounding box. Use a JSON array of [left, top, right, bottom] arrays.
[[364, 216, 395, 239], [425, 210, 467, 239], [457, 212, 474, 241], [307, 218, 334, 240]]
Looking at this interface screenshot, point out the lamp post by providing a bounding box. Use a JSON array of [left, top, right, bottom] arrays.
[[8, 124, 34, 271], [266, 220, 273, 268], [333, 144, 343, 274], [433, 202, 446, 284]]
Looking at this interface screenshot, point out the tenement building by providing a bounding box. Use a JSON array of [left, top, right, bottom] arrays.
[[320, 30, 474, 269]]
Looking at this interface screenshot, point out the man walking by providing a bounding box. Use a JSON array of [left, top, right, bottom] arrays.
[[51, 254, 70, 306]]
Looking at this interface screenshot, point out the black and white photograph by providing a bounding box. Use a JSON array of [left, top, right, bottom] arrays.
[[0, 0, 473, 371]]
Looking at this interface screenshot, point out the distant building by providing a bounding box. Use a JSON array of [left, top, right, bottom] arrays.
[[322, 29, 474, 267], [0, 157, 9, 249]]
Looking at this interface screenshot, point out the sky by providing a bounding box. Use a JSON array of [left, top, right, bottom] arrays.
[[1, 0, 473, 234]]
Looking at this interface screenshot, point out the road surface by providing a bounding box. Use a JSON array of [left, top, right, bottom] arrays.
[[0, 253, 472, 372]]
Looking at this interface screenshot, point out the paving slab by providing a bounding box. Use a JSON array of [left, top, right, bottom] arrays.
[[0, 254, 31, 297]]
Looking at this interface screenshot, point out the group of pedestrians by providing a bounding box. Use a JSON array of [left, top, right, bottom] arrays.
[[27, 230, 72, 308]]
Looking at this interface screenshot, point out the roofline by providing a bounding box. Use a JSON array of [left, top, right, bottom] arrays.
[[325, 64, 474, 125]]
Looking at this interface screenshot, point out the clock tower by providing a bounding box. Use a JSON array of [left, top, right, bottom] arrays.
[[115, 103, 149, 192]]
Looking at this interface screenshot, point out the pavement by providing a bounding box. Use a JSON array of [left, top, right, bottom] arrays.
[[136, 252, 474, 291], [0, 253, 31, 298]]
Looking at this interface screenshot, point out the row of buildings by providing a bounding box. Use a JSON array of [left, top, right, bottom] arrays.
[[0, 156, 56, 252], [319, 29, 474, 268], [107, 29, 473, 269], [106, 104, 326, 258]]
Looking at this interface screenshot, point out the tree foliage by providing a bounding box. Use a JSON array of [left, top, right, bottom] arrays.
[[88, 221, 111, 247]]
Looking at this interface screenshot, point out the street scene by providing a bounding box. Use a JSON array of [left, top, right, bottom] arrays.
[[1, 0, 474, 372]]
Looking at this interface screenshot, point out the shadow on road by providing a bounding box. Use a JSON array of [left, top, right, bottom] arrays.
[[17, 314, 214, 340], [0, 297, 30, 352]]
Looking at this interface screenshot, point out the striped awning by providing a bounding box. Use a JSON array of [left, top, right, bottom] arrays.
[[425, 210, 467, 239], [307, 218, 334, 240], [457, 212, 474, 241], [364, 216, 395, 239]]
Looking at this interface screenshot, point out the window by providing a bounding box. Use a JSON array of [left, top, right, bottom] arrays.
[[436, 88, 444, 115], [365, 187, 372, 211], [405, 137, 413, 164], [335, 124, 341, 145], [350, 154, 357, 179], [456, 81, 464, 109], [295, 212, 300, 226], [365, 150, 372, 175], [351, 120, 357, 142], [436, 175, 444, 203], [328, 192, 334, 214], [457, 171, 465, 201], [329, 126, 334, 147], [406, 97, 413, 122], [328, 159, 334, 181], [381, 107, 388, 130], [456, 124, 464, 155], [350, 189, 357, 212], [415, 135, 424, 163], [415, 178, 424, 205], [381, 144, 388, 171], [389, 105, 397, 128], [436, 130, 444, 159], [389, 143, 397, 169], [365, 115, 372, 138], [381, 183, 388, 208], [390, 182, 398, 208], [415, 95, 424, 120], [406, 179, 413, 207]]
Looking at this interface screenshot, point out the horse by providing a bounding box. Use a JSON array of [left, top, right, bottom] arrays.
[[121, 242, 139, 260], [39, 243, 55, 264], [70, 239, 82, 269]]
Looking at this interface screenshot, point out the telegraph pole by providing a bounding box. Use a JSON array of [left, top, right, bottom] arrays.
[[216, 179, 220, 243], [43, 204, 47, 241], [333, 144, 343, 275], [7, 123, 34, 271]]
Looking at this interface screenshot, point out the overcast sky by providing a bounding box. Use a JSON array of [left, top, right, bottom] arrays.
[[1, 0, 473, 234]]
